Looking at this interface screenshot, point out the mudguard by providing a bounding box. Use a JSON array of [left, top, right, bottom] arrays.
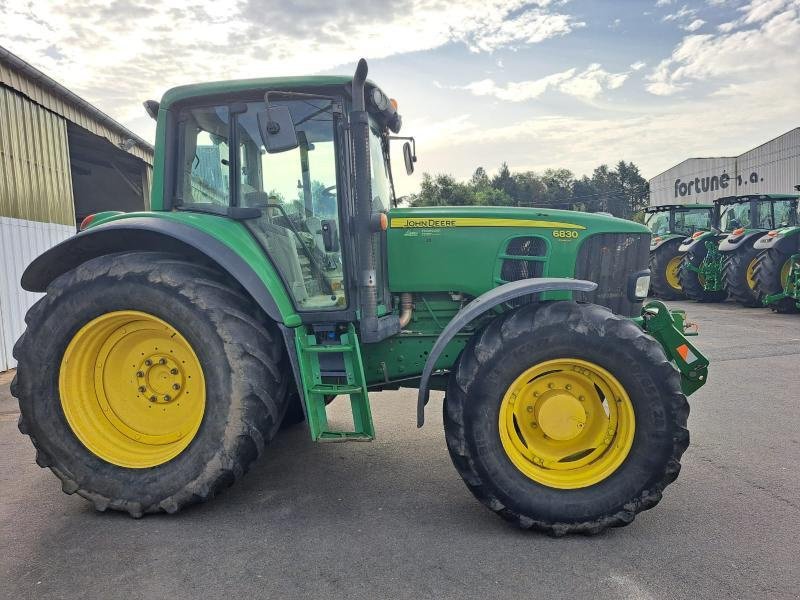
[[679, 231, 720, 253], [416, 277, 597, 426], [21, 216, 299, 326], [753, 226, 800, 251], [650, 233, 685, 251], [718, 230, 765, 252]]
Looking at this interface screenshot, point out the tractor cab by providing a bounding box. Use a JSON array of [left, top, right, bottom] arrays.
[[645, 204, 714, 240], [715, 194, 798, 234]]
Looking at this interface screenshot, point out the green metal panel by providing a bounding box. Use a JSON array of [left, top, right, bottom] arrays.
[[0, 87, 75, 225], [87, 209, 300, 326], [387, 206, 647, 297]]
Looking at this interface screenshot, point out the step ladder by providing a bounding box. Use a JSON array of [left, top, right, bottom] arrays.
[[294, 323, 375, 442]]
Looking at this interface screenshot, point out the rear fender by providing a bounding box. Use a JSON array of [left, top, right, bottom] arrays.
[[678, 231, 718, 253], [416, 277, 597, 426], [650, 234, 684, 252], [21, 216, 300, 327]]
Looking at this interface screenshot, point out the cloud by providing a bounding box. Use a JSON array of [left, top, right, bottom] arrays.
[[0, 0, 583, 137], [656, 0, 674, 6], [458, 64, 629, 102], [663, 4, 698, 21], [684, 18, 706, 31], [630, 60, 647, 70], [647, 0, 800, 96]]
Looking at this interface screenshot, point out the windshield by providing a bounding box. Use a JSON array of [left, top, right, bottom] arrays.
[[720, 202, 750, 231], [673, 208, 711, 235], [645, 212, 669, 235], [770, 200, 798, 229], [177, 99, 346, 311]]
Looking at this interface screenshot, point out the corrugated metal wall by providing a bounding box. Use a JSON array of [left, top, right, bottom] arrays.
[[0, 86, 75, 225], [0, 60, 153, 164], [650, 128, 800, 206], [0, 217, 74, 370]]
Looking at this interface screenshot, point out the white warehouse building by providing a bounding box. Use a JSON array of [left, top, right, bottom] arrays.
[[649, 128, 800, 206]]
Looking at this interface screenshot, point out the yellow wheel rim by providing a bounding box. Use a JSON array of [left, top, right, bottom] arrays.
[[665, 255, 683, 291], [780, 259, 792, 288], [746, 257, 758, 290], [59, 311, 206, 468], [498, 359, 635, 489]]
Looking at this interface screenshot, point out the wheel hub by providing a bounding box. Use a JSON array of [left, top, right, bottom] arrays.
[[138, 354, 185, 403], [536, 393, 586, 441]]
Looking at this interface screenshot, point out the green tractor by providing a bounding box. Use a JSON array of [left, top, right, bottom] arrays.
[[753, 194, 800, 313], [678, 194, 798, 305], [645, 204, 713, 299], [12, 59, 708, 535]]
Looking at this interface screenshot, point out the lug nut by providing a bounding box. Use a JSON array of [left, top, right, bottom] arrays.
[[136, 371, 144, 378], [144, 359, 152, 366], [565, 384, 572, 390], [547, 383, 554, 389], [172, 383, 181, 391], [579, 396, 585, 402], [159, 358, 166, 365], [138, 386, 146, 393], [163, 395, 171, 402], [170, 368, 178, 375], [149, 395, 157, 402], [526, 406, 533, 413]]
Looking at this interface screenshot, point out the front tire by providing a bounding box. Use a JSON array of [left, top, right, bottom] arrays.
[[722, 241, 762, 307], [754, 246, 799, 314], [443, 301, 689, 535], [679, 244, 727, 302], [649, 242, 685, 299], [13, 252, 290, 517]]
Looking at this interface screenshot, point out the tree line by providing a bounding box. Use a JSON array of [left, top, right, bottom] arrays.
[[407, 161, 650, 220]]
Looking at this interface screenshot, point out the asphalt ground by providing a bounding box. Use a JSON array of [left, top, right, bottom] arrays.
[[1, 300, 799, 600]]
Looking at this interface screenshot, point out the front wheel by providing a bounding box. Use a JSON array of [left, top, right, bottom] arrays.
[[444, 301, 689, 535], [722, 242, 762, 307], [754, 246, 799, 314]]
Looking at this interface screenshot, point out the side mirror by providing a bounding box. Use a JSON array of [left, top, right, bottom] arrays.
[[403, 141, 416, 175], [258, 106, 298, 153], [321, 219, 340, 252]]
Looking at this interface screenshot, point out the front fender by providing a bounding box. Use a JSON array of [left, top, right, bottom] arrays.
[[21, 215, 301, 327], [650, 233, 685, 251], [753, 226, 800, 251], [416, 277, 597, 426], [718, 230, 764, 252], [679, 231, 720, 253]]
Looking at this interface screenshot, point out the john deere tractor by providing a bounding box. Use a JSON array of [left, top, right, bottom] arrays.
[[678, 194, 798, 305], [753, 194, 800, 313], [645, 204, 713, 299], [12, 59, 708, 535]]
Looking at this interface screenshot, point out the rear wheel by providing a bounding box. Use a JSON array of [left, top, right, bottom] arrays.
[[754, 246, 799, 313], [444, 301, 689, 535], [679, 244, 727, 302], [649, 242, 685, 299], [13, 252, 290, 516], [722, 241, 762, 307]]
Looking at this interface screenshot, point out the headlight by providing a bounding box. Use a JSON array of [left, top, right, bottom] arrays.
[[635, 274, 651, 299]]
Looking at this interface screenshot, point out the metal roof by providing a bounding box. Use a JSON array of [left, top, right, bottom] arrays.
[[0, 45, 153, 163]]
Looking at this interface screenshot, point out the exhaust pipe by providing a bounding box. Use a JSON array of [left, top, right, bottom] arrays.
[[350, 58, 400, 343]]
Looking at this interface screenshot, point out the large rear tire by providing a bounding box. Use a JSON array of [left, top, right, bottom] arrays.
[[443, 301, 689, 536], [649, 242, 685, 300], [13, 252, 290, 517], [722, 241, 762, 307], [679, 245, 727, 302], [754, 246, 799, 314]]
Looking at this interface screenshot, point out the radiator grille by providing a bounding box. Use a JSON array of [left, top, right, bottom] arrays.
[[500, 236, 547, 306], [574, 233, 650, 316]]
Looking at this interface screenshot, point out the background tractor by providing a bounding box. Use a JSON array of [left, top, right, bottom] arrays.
[[645, 204, 713, 299], [678, 194, 798, 304], [12, 59, 708, 535], [753, 194, 800, 313]]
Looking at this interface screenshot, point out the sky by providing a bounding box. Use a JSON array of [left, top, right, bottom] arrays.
[[1, 0, 799, 196]]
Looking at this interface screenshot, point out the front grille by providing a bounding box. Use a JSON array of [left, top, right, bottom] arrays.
[[574, 233, 650, 316], [500, 236, 547, 306]]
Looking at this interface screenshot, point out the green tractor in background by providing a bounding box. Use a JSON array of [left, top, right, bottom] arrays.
[[754, 192, 800, 313], [678, 194, 798, 305], [12, 59, 708, 535], [645, 204, 713, 299]]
